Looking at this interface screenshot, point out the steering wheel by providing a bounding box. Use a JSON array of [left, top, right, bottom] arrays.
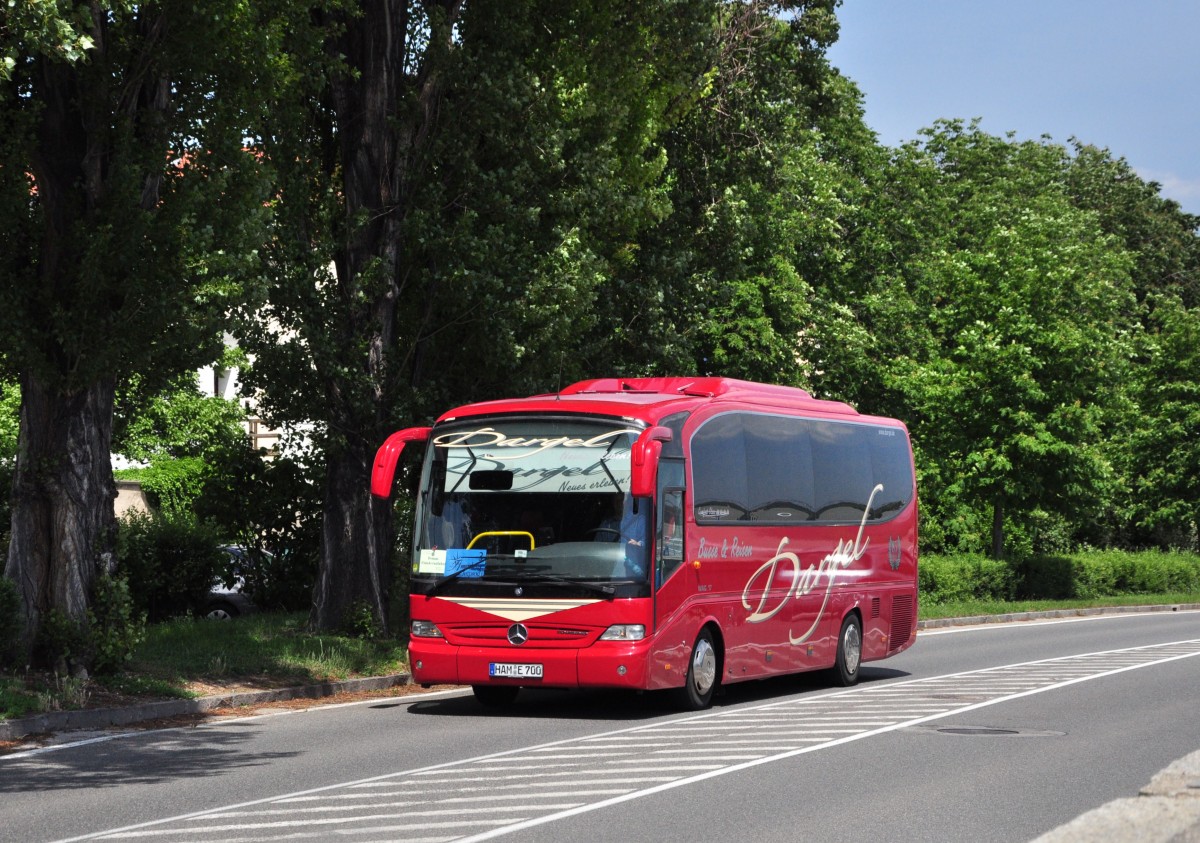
[[587, 528, 621, 542]]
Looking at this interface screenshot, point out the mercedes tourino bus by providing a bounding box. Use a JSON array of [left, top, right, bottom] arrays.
[[371, 377, 918, 709]]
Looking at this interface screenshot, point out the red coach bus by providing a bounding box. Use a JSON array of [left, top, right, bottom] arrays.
[[371, 377, 917, 709]]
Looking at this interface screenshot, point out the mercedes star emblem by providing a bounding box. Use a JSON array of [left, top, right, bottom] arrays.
[[507, 623, 529, 646]]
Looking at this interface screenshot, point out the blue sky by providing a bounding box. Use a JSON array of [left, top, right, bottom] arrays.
[[826, 0, 1200, 215]]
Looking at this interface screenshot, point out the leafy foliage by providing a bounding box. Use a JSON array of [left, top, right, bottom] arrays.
[[87, 573, 146, 675], [844, 122, 1138, 557], [116, 512, 226, 622], [920, 551, 1200, 604], [0, 378, 17, 553], [197, 452, 323, 613], [3, 1, 1199, 648]]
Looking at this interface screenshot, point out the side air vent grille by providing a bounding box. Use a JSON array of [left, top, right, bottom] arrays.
[[890, 593, 914, 650]]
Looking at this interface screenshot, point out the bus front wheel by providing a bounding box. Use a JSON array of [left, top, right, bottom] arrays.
[[834, 614, 862, 687], [676, 628, 719, 710]]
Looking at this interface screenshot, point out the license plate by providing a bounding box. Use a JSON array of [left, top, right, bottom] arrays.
[[489, 663, 543, 679]]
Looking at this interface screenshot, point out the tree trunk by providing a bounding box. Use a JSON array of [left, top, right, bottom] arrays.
[[309, 443, 395, 633], [307, 0, 460, 633], [991, 498, 1005, 561], [3, 374, 117, 665]]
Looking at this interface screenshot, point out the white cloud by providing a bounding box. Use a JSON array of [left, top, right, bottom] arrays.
[[1133, 168, 1200, 212]]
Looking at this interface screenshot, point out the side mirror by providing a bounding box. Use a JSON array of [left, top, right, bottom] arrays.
[[370, 427, 432, 498], [630, 426, 673, 498]]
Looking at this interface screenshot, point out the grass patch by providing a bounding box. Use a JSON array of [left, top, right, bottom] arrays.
[[128, 612, 408, 688], [0, 677, 43, 720], [1, 612, 408, 720]]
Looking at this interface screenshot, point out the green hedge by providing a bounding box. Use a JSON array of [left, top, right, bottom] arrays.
[[919, 554, 1018, 605], [920, 551, 1200, 605], [117, 512, 226, 622]]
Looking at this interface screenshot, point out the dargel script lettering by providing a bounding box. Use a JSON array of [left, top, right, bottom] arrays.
[[741, 484, 884, 645], [432, 427, 639, 460]]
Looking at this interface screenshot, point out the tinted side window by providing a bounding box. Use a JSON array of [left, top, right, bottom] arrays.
[[689, 414, 749, 521], [692, 413, 913, 525]]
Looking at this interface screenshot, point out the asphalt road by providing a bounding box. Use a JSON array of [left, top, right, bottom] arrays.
[[2, 609, 1198, 843]]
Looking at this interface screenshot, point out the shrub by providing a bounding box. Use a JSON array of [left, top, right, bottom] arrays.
[[1014, 555, 1074, 600], [34, 608, 88, 672], [1100, 550, 1200, 594], [88, 573, 146, 674], [27, 573, 146, 676], [1069, 554, 1118, 599], [919, 554, 1016, 605], [117, 512, 225, 621], [197, 452, 321, 613], [1009, 550, 1200, 600], [341, 600, 383, 640]]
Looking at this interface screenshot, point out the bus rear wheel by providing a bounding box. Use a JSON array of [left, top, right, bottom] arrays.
[[472, 685, 520, 708], [834, 614, 862, 687], [676, 628, 719, 710]]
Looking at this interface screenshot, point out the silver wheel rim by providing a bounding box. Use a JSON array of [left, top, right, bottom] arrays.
[[843, 623, 861, 675], [691, 637, 717, 696]]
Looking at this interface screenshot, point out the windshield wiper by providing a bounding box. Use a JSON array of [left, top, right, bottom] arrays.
[[596, 436, 623, 493], [505, 571, 616, 599], [423, 559, 488, 595]]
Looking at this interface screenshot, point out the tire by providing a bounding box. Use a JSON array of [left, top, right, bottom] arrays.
[[472, 685, 520, 708], [204, 601, 239, 620], [675, 627, 720, 710], [834, 614, 863, 687]]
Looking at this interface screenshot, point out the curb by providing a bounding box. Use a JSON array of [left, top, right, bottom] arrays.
[[1031, 748, 1200, 842], [917, 603, 1200, 630], [0, 673, 411, 742]]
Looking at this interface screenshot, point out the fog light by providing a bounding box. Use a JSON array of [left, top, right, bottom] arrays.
[[415, 660, 423, 670], [617, 665, 627, 676]]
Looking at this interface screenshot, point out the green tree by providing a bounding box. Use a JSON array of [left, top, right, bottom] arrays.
[[240, 0, 709, 632], [1125, 294, 1200, 549], [1064, 142, 1200, 307], [590, 1, 864, 386], [1061, 142, 1200, 549], [112, 371, 256, 520], [0, 0, 95, 82], [1, 1, 273, 664], [874, 123, 1136, 558]]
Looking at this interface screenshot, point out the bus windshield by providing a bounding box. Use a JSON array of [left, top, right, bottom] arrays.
[[413, 418, 651, 586]]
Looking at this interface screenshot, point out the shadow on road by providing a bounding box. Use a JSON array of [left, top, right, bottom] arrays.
[[0, 722, 300, 794]]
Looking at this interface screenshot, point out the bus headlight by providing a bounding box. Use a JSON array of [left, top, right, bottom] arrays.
[[599, 624, 645, 641], [411, 620, 444, 638]]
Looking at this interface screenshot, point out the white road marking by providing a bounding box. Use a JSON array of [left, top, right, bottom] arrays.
[[49, 637, 1200, 843]]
